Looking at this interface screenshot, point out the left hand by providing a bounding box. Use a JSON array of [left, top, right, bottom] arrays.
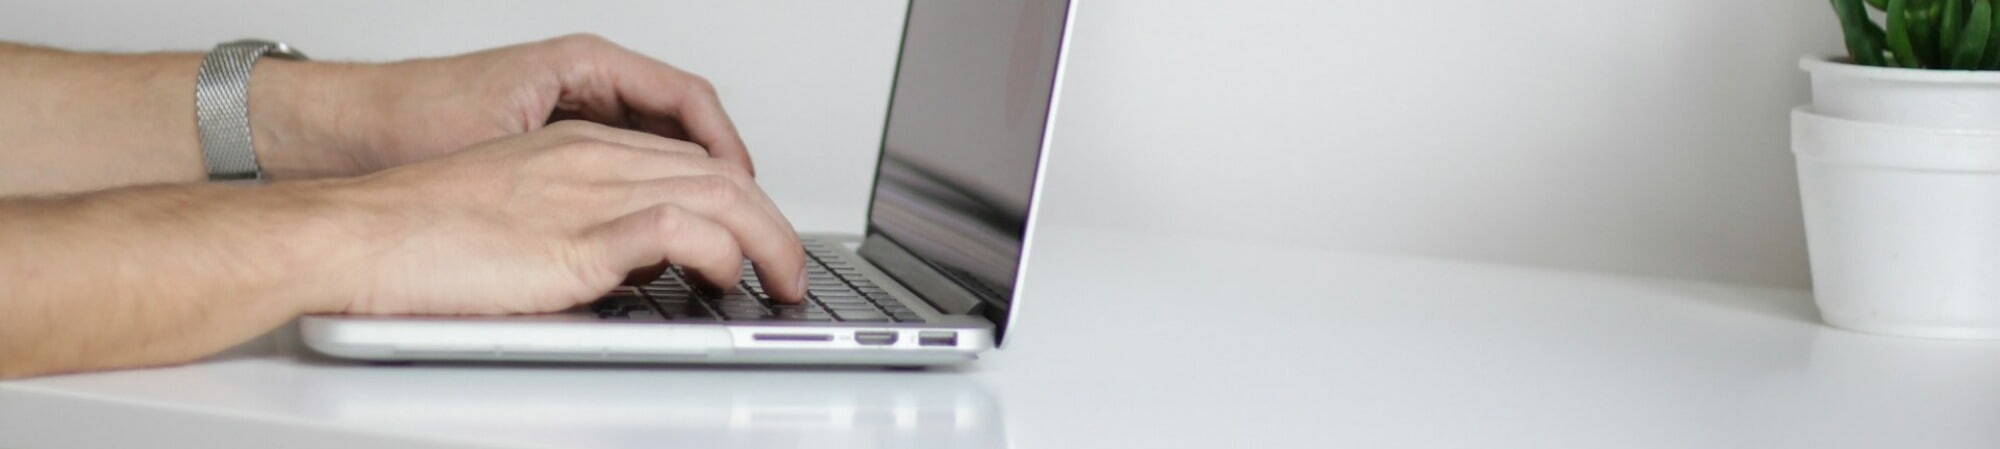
[[251, 33, 753, 179]]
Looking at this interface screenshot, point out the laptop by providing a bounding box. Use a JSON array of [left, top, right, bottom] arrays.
[[301, 0, 1076, 366]]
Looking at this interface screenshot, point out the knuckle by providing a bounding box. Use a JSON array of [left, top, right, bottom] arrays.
[[545, 119, 604, 137], [684, 74, 718, 96], [646, 205, 690, 236], [552, 32, 613, 50]]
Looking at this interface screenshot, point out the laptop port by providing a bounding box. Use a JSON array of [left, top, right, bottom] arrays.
[[918, 331, 959, 347], [754, 333, 833, 342], [855, 331, 898, 346]]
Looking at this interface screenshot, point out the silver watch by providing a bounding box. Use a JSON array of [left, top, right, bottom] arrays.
[[195, 39, 307, 181]]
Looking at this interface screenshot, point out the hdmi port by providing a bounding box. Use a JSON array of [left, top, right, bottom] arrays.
[[855, 331, 898, 346]]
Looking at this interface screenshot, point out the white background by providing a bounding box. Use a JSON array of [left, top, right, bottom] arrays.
[[0, 1, 1844, 289]]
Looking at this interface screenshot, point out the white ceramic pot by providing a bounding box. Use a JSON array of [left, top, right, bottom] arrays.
[[1791, 106, 2000, 338], [1804, 55, 2000, 130]]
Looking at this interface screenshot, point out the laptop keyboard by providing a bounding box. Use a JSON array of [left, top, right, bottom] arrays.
[[589, 239, 925, 323]]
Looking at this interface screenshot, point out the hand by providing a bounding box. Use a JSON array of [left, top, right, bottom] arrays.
[[305, 120, 804, 314], [252, 34, 752, 179]]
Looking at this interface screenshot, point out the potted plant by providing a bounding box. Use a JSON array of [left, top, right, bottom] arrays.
[[1797, 0, 2000, 338]]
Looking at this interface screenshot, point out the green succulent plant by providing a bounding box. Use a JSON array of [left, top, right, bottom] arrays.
[[1833, 0, 2000, 69]]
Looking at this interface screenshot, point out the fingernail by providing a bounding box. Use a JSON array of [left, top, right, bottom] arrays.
[[795, 271, 809, 301]]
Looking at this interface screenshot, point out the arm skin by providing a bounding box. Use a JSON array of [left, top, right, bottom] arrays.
[[0, 34, 756, 194], [0, 181, 355, 375], [0, 43, 207, 193], [0, 36, 805, 378]]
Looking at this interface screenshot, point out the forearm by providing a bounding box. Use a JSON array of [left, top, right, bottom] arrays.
[[0, 42, 364, 196], [0, 181, 359, 378]]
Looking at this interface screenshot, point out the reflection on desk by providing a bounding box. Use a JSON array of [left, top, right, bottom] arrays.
[[0, 321, 1005, 449], [300, 361, 1003, 448]]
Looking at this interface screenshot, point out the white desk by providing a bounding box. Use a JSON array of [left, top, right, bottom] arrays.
[[5, 225, 2000, 448]]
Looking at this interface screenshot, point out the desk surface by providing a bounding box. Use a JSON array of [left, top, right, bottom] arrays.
[[5, 226, 2000, 448]]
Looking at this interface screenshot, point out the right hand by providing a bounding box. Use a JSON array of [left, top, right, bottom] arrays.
[[306, 120, 806, 315]]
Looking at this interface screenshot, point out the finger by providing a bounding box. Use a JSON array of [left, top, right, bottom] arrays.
[[604, 161, 798, 258], [589, 204, 744, 291], [634, 114, 690, 141], [547, 120, 707, 156], [597, 165, 801, 279], [554, 82, 632, 129], [630, 176, 806, 302], [600, 49, 756, 175], [570, 144, 748, 185], [620, 262, 670, 286]]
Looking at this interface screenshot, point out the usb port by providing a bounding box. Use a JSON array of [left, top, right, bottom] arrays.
[[855, 331, 898, 346], [918, 331, 958, 347]]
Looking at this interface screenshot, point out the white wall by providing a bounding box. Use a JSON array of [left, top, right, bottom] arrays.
[[1038, 1, 1843, 288], [1, 1, 1844, 289]]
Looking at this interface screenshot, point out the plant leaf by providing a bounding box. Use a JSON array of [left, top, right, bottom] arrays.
[[1869, 0, 1891, 9], [1943, 0, 1967, 58], [1836, 0, 1891, 65], [1889, 0, 1926, 67], [1984, 0, 2000, 68], [1910, 0, 1943, 67], [1951, 0, 1992, 67]]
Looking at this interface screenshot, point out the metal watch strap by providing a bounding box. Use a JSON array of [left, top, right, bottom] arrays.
[[195, 40, 306, 181]]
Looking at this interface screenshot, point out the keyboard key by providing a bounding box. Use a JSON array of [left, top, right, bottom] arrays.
[[890, 312, 923, 322], [833, 310, 891, 322], [642, 291, 690, 300], [772, 309, 833, 321], [656, 276, 696, 288], [816, 296, 870, 305]]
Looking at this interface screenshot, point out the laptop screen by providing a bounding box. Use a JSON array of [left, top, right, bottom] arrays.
[[864, 0, 1071, 320]]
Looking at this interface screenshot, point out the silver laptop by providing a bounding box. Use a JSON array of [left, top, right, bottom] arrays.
[[301, 0, 1076, 366]]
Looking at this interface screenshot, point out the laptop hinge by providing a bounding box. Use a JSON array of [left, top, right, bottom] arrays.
[[857, 233, 1002, 317]]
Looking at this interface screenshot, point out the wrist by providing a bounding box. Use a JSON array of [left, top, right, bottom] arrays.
[[247, 59, 376, 180], [253, 178, 386, 314]]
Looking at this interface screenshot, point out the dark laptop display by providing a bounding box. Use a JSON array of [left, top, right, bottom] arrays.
[[863, 0, 1071, 340]]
